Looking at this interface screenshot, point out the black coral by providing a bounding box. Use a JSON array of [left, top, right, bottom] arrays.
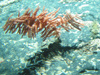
[[3, 6, 84, 41]]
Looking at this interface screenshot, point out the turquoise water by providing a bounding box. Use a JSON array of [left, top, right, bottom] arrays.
[[0, 0, 100, 75]]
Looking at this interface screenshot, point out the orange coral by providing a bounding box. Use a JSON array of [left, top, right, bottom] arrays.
[[3, 6, 84, 41]]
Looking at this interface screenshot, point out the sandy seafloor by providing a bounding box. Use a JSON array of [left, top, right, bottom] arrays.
[[0, 0, 100, 75]]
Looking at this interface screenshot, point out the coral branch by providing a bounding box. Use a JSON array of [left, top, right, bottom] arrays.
[[3, 6, 84, 41]]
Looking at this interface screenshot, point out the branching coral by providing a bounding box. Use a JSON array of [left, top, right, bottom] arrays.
[[3, 6, 84, 41]]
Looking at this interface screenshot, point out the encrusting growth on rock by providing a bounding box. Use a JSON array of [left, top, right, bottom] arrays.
[[3, 6, 84, 41]]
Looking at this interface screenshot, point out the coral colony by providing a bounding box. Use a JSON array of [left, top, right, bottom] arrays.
[[3, 6, 84, 41]]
